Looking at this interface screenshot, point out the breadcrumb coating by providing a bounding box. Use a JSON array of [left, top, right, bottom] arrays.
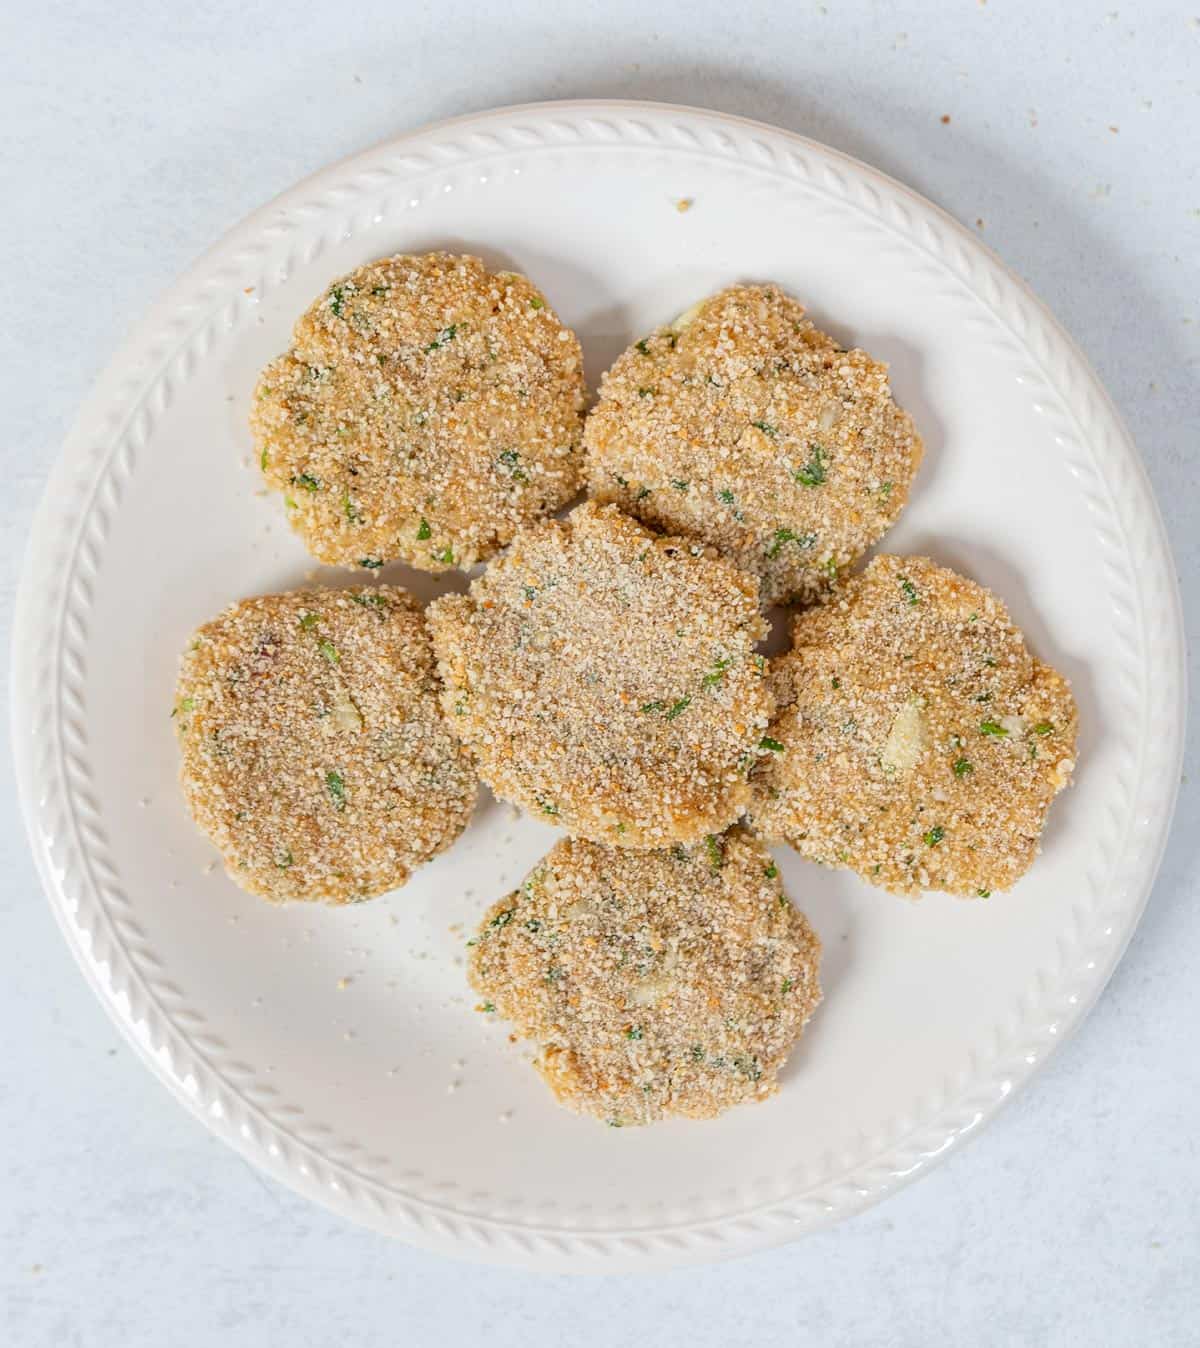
[[584, 284, 922, 604], [469, 830, 821, 1125], [251, 253, 587, 572], [174, 587, 477, 903], [428, 501, 774, 848], [750, 555, 1077, 896]]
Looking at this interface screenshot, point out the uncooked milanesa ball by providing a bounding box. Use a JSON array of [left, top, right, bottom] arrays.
[[469, 830, 822, 1126], [250, 253, 587, 573], [584, 284, 923, 605], [427, 501, 775, 848], [750, 555, 1078, 896], [174, 587, 477, 903]]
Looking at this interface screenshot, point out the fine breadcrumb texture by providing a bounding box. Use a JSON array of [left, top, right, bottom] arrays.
[[174, 587, 477, 903], [250, 253, 587, 573], [584, 284, 923, 605], [750, 555, 1078, 896], [427, 501, 774, 848], [469, 830, 821, 1125]]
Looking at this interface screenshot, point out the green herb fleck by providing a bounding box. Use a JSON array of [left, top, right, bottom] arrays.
[[977, 889, 991, 899], [638, 387, 657, 398], [260, 447, 269, 471], [670, 479, 689, 491], [760, 736, 785, 753], [635, 338, 650, 355], [358, 557, 384, 569], [328, 285, 348, 317], [529, 296, 545, 310], [275, 849, 294, 870], [491, 909, 515, 928], [953, 757, 973, 778], [899, 576, 920, 605], [351, 592, 390, 613], [764, 862, 778, 880], [433, 546, 455, 564], [717, 488, 735, 505], [292, 473, 321, 492], [171, 697, 195, 718], [666, 696, 691, 720], [344, 494, 363, 523], [640, 700, 665, 714], [751, 419, 778, 438], [625, 1026, 643, 1040], [702, 657, 731, 688], [317, 639, 339, 664], [704, 834, 725, 871], [781, 978, 793, 995], [794, 443, 827, 486], [635, 486, 652, 500], [299, 612, 320, 630], [768, 527, 812, 559], [690, 1044, 705, 1062], [979, 720, 1008, 737], [923, 825, 945, 846], [498, 448, 527, 482], [538, 799, 559, 817], [423, 324, 458, 353], [1032, 721, 1055, 736], [831, 677, 841, 689], [325, 771, 346, 811], [880, 480, 894, 498]]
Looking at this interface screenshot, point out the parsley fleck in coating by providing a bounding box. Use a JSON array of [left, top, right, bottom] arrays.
[[174, 587, 477, 903], [584, 284, 923, 604], [427, 501, 773, 848], [251, 253, 587, 572], [468, 830, 821, 1125], [750, 555, 1078, 896]]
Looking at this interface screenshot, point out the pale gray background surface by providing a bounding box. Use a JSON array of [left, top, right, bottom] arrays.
[[3, 1, 1197, 1344]]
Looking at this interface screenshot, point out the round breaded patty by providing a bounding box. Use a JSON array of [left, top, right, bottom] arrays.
[[584, 284, 923, 605], [250, 253, 587, 573], [427, 501, 774, 848], [174, 587, 477, 903], [750, 556, 1078, 896], [469, 830, 822, 1125]]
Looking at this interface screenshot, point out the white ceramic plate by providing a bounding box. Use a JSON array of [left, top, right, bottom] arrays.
[[13, 101, 1184, 1271]]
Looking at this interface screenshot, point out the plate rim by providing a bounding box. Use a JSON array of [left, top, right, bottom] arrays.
[[11, 98, 1187, 1272]]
